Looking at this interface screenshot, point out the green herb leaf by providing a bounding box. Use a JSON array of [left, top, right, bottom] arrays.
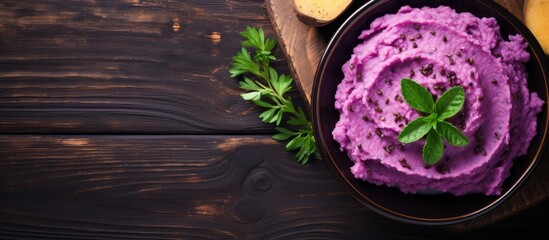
[[273, 127, 296, 141], [230, 26, 320, 164], [401, 78, 435, 113], [230, 48, 260, 77], [241, 91, 261, 101], [398, 116, 433, 143], [398, 78, 469, 165], [422, 112, 438, 125], [435, 121, 470, 146], [423, 129, 443, 165], [434, 86, 465, 120]]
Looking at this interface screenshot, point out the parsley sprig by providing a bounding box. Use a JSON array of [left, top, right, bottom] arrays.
[[230, 26, 321, 164], [398, 78, 469, 165]]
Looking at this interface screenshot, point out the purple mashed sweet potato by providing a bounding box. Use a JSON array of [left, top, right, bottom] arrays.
[[333, 5, 544, 196]]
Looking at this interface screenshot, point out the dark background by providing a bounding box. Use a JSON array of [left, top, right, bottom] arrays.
[[0, 0, 548, 239]]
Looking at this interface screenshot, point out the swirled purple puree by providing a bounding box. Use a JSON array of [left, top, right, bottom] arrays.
[[332, 6, 544, 196]]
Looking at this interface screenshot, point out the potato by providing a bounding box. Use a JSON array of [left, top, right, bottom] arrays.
[[525, 0, 549, 54], [294, 0, 353, 27]]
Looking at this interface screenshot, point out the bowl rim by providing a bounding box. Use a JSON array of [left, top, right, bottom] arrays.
[[311, 0, 549, 225]]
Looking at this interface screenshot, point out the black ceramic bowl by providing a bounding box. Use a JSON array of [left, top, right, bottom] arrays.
[[312, 0, 549, 225]]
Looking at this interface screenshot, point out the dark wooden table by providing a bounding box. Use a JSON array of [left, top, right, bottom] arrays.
[[1, 1, 548, 239]]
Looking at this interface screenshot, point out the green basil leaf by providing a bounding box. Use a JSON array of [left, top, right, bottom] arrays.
[[436, 121, 470, 146], [434, 86, 465, 120], [423, 129, 443, 165], [422, 113, 438, 124], [398, 117, 432, 143], [401, 78, 435, 113]]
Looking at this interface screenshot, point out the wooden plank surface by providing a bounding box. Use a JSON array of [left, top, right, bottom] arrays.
[[1, 135, 548, 239], [0, 0, 301, 134], [266, 0, 549, 230], [0, 0, 548, 238]]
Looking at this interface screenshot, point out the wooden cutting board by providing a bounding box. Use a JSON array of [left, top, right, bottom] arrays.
[[265, 0, 549, 230]]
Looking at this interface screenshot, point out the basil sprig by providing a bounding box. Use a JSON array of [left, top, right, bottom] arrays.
[[398, 78, 469, 165]]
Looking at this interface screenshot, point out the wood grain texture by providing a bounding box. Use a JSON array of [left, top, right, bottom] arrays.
[[265, 0, 326, 106], [1, 135, 548, 239], [266, 0, 549, 230], [1, 0, 548, 238], [0, 0, 301, 134]]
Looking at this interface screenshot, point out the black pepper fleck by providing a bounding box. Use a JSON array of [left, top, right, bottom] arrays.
[[420, 63, 434, 76], [447, 71, 457, 84], [466, 58, 474, 65], [393, 112, 404, 122], [384, 145, 395, 154], [375, 128, 385, 138], [394, 94, 404, 103], [399, 158, 411, 169], [442, 35, 448, 43]]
